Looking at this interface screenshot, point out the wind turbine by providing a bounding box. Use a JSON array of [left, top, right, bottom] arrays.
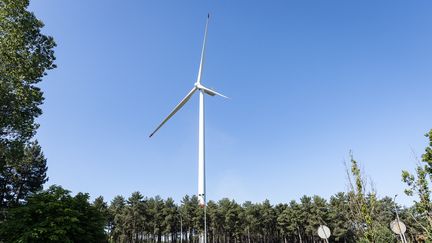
[[149, 14, 226, 243]]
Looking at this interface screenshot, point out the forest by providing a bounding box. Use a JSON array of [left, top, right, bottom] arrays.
[[80, 148, 432, 243], [1, 1, 432, 242]]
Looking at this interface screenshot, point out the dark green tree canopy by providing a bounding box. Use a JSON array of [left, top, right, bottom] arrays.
[[0, 185, 106, 242], [0, 0, 55, 209], [0, 0, 56, 143]]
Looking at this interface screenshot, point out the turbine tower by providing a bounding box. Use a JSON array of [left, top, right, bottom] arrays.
[[149, 14, 226, 243]]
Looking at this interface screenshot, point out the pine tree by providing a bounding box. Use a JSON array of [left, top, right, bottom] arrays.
[[109, 195, 126, 242], [328, 192, 354, 242], [162, 197, 178, 241]]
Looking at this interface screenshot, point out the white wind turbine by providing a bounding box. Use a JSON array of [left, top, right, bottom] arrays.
[[149, 14, 226, 243]]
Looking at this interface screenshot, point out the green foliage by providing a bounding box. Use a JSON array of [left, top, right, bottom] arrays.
[[0, 185, 107, 242], [241, 200, 261, 242], [0, 0, 55, 144], [218, 198, 242, 241], [346, 153, 397, 242], [423, 130, 432, 171], [1, 140, 47, 209], [329, 192, 355, 242], [0, 0, 55, 208], [162, 197, 178, 236], [104, 190, 411, 243], [94, 195, 109, 220], [108, 195, 126, 242], [402, 129, 432, 239]]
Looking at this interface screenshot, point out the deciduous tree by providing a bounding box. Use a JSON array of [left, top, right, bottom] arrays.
[[0, 185, 106, 242], [0, 0, 55, 209]]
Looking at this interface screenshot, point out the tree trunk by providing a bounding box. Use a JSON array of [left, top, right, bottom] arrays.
[[247, 228, 250, 243]]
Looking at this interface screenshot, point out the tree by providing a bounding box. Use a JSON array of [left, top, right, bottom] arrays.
[[346, 152, 394, 242], [93, 195, 109, 226], [328, 192, 355, 242], [207, 200, 221, 243], [180, 195, 200, 243], [0, 0, 56, 209], [93, 195, 109, 240], [402, 129, 432, 239], [217, 198, 242, 242], [0, 185, 106, 242], [1, 141, 47, 208], [277, 202, 295, 243], [123, 192, 146, 242], [299, 195, 315, 242], [259, 199, 277, 242], [242, 201, 260, 243], [108, 195, 127, 242], [162, 197, 178, 241], [274, 203, 288, 242], [148, 195, 165, 242], [311, 196, 329, 233], [104, 191, 420, 243]]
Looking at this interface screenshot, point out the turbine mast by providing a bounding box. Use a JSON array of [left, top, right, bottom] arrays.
[[198, 88, 206, 208], [198, 88, 206, 243], [150, 13, 227, 243]]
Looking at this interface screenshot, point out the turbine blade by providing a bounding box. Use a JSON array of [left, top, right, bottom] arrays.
[[149, 87, 198, 137], [199, 85, 228, 99], [196, 14, 210, 84]]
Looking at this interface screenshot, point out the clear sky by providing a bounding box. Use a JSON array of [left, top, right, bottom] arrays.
[[29, 0, 432, 206]]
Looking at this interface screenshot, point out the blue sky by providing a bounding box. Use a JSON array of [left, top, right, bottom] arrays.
[[30, 1, 432, 206]]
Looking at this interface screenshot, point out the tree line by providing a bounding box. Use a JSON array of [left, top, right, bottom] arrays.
[[2, 0, 432, 242], [97, 153, 427, 243]]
